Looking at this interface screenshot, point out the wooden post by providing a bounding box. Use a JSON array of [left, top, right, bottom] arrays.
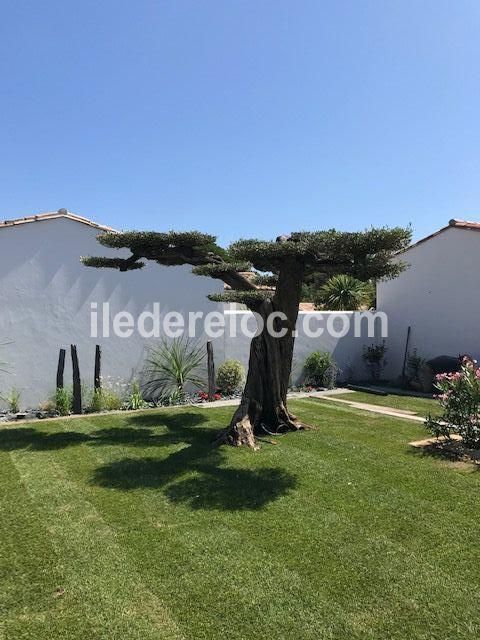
[[401, 325, 411, 387], [71, 345, 82, 414], [94, 345, 101, 390], [207, 341, 215, 401], [56, 348, 66, 389]]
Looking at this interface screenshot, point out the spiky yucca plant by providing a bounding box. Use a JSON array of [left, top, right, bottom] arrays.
[[142, 338, 206, 403], [315, 274, 374, 311]]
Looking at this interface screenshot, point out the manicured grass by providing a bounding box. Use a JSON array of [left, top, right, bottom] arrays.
[[333, 390, 441, 416], [1, 400, 479, 639]]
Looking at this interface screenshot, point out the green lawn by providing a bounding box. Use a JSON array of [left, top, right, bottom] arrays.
[[332, 390, 441, 416], [1, 399, 479, 639]]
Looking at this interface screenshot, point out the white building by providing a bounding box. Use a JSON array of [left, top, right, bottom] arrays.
[[377, 219, 480, 380], [0, 210, 223, 407]]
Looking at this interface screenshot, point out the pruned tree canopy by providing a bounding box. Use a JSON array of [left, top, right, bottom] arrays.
[[82, 226, 411, 307]]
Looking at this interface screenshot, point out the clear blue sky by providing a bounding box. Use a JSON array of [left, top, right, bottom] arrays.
[[1, 1, 479, 246]]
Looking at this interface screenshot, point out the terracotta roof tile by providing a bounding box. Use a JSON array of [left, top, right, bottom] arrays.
[[449, 218, 480, 230], [399, 218, 480, 253], [0, 209, 117, 233], [299, 302, 316, 311]]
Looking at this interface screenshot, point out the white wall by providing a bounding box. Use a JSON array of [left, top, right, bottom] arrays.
[[0, 218, 223, 407], [377, 226, 480, 380], [219, 310, 376, 384]]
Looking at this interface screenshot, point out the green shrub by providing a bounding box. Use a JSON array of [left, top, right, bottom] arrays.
[[406, 348, 425, 385], [304, 352, 336, 388], [126, 381, 147, 410], [159, 388, 184, 406], [100, 376, 127, 410], [85, 384, 127, 412], [89, 388, 104, 413], [1, 387, 21, 413], [102, 388, 123, 411], [362, 341, 387, 381], [55, 387, 72, 416], [216, 360, 245, 394]]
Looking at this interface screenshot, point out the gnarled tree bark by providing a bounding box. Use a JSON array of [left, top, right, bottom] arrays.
[[216, 259, 308, 448]]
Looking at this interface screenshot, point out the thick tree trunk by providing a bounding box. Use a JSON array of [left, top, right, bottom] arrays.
[[217, 258, 307, 449]]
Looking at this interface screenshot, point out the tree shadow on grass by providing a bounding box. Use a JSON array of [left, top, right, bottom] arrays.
[[93, 456, 296, 511], [0, 410, 297, 510], [165, 467, 296, 511], [0, 428, 90, 451], [0, 412, 213, 452], [93, 412, 297, 510]]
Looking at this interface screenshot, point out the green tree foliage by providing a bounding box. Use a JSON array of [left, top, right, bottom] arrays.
[[314, 274, 375, 310]]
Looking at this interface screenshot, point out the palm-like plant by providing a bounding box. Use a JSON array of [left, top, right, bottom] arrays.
[[142, 338, 206, 402], [315, 274, 374, 311]]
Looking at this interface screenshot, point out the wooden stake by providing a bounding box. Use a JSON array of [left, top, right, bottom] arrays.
[[71, 345, 82, 414], [56, 348, 66, 389], [207, 341, 215, 401], [94, 344, 101, 390]]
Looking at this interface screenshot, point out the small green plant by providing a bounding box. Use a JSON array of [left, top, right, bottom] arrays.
[[406, 348, 425, 386], [216, 360, 245, 395], [304, 351, 336, 388], [362, 341, 388, 382], [99, 376, 127, 410], [126, 381, 147, 410], [89, 388, 104, 413], [102, 388, 123, 411], [143, 338, 206, 402], [1, 387, 21, 413], [160, 388, 184, 406], [55, 387, 72, 416]]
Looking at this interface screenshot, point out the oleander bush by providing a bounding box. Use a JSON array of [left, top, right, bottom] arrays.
[[426, 355, 480, 448]]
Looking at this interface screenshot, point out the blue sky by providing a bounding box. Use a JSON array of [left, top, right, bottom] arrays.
[[1, 0, 479, 246]]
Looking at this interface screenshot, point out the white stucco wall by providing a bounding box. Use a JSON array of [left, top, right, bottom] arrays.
[[0, 217, 223, 407], [377, 226, 480, 380], [219, 310, 378, 384]]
